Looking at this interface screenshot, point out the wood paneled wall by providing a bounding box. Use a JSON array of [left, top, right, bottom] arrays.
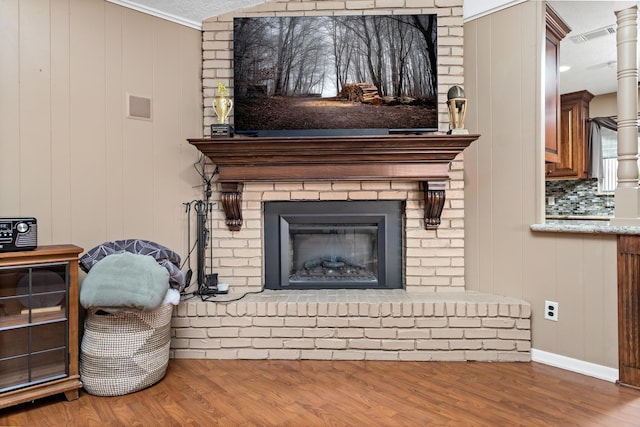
[[464, 1, 619, 369], [0, 0, 203, 257]]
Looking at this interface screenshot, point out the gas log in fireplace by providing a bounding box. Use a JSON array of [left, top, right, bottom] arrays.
[[264, 201, 403, 289]]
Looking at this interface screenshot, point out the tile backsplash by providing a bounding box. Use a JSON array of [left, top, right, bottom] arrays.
[[545, 179, 614, 217]]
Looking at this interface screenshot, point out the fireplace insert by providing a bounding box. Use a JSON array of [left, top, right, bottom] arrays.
[[264, 201, 403, 289]]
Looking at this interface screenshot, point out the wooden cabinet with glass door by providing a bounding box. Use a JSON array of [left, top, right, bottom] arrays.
[[0, 245, 83, 409]]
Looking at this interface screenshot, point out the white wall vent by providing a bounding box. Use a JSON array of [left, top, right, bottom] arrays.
[[570, 25, 616, 43], [126, 93, 152, 120]]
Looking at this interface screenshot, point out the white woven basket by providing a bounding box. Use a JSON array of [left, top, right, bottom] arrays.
[[80, 303, 173, 396]]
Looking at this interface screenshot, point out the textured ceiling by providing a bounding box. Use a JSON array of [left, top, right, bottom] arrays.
[[106, 0, 266, 29], [549, 1, 639, 96]]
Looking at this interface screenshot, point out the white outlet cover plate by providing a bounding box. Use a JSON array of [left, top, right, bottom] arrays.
[[544, 301, 558, 321]]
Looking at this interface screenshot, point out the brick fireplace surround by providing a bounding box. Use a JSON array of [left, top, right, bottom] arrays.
[[169, 0, 531, 362]]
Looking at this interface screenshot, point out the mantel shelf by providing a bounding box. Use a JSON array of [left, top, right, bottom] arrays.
[[188, 133, 480, 231]]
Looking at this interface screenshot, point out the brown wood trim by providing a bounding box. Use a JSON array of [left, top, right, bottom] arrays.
[[546, 4, 571, 41], [544, 4, 571, 164], [424, 181, 447, 229], [618, 234, 640, 388], [0, 378, 83, 409], [189, 134, 479, 231], [218, 163, 451, 182], [220, 182, 243, 232], [0, 244, 83, 266], [189, 134, 478, 166]]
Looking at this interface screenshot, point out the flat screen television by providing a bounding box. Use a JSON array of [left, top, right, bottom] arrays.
[[232, 14, 438, 136]]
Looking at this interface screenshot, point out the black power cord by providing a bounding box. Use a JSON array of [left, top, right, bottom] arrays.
[[198, 289, 265, 303]]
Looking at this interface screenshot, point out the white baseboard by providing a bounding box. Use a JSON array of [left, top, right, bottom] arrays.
[[531, 349, 619, 383]]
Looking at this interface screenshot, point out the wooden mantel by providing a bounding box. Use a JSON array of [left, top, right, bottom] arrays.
[[188, 133, 479, 231]]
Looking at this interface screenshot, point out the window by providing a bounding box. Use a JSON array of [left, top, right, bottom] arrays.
[[596, 122, 640, 194], [598, 127, 617, 193]]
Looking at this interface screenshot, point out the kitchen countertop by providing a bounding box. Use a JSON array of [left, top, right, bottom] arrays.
[[531, 217, 640, 234]]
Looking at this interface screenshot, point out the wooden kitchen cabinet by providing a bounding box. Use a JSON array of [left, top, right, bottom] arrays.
[[545, 4, 571, 164], [0, 245, 83, 409], [546, 90, 594, 179], [618, 235, 640, 388]]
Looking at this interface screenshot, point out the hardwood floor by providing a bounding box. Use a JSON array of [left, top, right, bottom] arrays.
[[2, 360, 640, 426]]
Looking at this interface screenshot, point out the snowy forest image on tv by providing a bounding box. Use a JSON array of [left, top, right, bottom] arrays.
[[233, 14, 438, 135]]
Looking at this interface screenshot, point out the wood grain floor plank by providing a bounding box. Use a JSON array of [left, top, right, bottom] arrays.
[[1, 360, 640, 426]]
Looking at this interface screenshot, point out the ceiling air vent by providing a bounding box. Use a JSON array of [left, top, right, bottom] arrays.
[[570, 25, 616, 43]]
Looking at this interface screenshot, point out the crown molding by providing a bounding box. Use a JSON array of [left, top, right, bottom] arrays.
[[463, 0, 527, 23], [105, 0, 202, 30]]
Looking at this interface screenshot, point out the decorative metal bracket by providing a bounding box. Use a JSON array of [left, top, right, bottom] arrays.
[[220, 182, 243, 231], [423, 181, 447, 230]]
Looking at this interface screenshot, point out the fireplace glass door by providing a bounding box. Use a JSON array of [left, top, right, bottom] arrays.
[[264, 201, 403, 289], [289, 223, 378, 286]]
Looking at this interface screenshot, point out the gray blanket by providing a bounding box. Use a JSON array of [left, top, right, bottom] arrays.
[[80, 252, 169, 311], [80, 239, 185, 291]]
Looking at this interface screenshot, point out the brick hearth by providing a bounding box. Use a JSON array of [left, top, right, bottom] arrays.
[[171, 290, 531, 361]]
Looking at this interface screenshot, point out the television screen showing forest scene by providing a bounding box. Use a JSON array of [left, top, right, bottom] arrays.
[[232, 14, 438, 136]]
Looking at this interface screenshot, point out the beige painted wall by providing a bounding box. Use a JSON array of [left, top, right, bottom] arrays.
[[0, 0, 203, 258], [464, 1, 618, 368], [590, 89, 640, 117], [590, 92, 618, 117]]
